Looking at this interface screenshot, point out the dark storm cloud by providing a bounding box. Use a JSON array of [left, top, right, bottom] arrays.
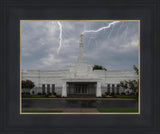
[[21, 20, 139, 70]]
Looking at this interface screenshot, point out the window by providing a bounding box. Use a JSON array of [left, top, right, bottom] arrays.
[[47, 84, 50, 93], [107, 84, 110, 93], [52, 84, 55, 93], [42, 84, 45, 94], [112, 84, 115, 94], [74, 85, 87, 94], [117, 84, 120, 94]]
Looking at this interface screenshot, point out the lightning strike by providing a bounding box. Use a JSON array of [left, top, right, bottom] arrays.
[[81, 21, 120, 35], [56, 21, 120, 53], [57, 21, 62, 54]]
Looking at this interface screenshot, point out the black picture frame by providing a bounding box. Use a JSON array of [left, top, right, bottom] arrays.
[[0, 0, 160, 134]]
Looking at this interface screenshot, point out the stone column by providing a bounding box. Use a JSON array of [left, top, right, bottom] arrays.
[[120, 87, 123, 95], [62, 82, 67, 97], [114, 84, 117, 95], [40, 88, 43, 94], [45, 85, 47, 94], [110, 84, 112, 95], [96, 82, 102, 97], [50, 84, 52, 93]]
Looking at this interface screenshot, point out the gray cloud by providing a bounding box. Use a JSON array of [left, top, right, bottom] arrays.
[[21, 20, 139, 70]]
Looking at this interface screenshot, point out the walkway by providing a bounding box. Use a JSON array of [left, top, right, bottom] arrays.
[[22, 98, 136, 100], [22, 108, 99, 113]]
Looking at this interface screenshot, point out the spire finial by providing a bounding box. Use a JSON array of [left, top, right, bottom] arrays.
[[80, 34, 83, 42]]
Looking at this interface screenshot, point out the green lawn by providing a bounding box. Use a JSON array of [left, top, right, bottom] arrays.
[[22, 110, 63, 113], [98, 108, 138, 113], [115, 95, 137, 99], [22, 95, 46, 98]]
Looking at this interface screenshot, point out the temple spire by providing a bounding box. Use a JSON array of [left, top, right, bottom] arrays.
[[80, 34, 83, 42], [78, 34, 84, 63]]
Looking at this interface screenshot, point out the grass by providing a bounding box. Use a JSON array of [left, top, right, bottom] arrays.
[[22, 108, 138, 113], [22, 95, 46, 98], [98, 108, 138, 113], [115, 95, 137, 99], [22, 110, 63, 113]]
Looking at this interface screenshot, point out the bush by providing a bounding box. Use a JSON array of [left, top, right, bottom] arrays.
[[105, 92, 109, 95], [49, 95, 56, 98], [45, 93, 52, 98], [121, 93, 125, 95], [42, 92, 46, 95], [125, 91, 129, 95], [93, 65, 107, 71], [37, 92, 42, 95], [56, 94, 61, 98], [102, 94, 106, 97], [25, 92, 30, 95], [110, 93, 114, 96], [129, 93, 135, 95]]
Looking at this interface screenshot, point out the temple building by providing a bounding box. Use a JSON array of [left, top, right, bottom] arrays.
[[21, 35, 138, 97]]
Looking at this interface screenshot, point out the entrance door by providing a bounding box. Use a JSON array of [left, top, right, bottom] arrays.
[[67, 82, 96, 97], [74, 85, 88, 94]]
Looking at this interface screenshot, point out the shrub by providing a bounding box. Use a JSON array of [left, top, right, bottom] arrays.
[[125, 91, 129, 95], [37, 92, 42, 95], [49, 95, 56, 98], [93, 65, 107, 71], [45, 93, 52, 97], [56, 94, 61, 98], [25, 92, 30, 95], [105, 92, 109, 95], [129, 93, 135, 95], [102, 94, 106, 97], [32, 91, 35, 95], [42, 92, 46, 95], [121, 93, 125, 95], [110, 93, 114, 96]]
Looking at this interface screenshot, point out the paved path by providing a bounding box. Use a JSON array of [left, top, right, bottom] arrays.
[[22, 99, 138, 109], [22, 108, 99, 113], [22, 97, 136, 101]]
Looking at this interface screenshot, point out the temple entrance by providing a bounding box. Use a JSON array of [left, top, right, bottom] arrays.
[[67, 82, 96, 97]]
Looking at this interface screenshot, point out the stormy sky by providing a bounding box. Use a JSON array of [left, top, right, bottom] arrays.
[[21, 20, 139, 71]]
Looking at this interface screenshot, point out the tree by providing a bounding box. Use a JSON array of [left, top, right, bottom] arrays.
[[119, 65, 139, 95], [119, 80, 128, 89], [93, 65, 107, 71], [25, 80, 35, 89], [22, 80, 26, 89], [21, 80, 35, 94], [128, 80, 138, 94], [133, 65, 139, 75], [133, 65, 139, 95]]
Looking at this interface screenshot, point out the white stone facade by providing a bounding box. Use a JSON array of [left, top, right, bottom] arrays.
[[21, 38, 138, 97]]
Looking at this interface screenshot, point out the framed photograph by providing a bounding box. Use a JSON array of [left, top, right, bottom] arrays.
[[20, 20, 140, 114], [0, 0, 160, 133]]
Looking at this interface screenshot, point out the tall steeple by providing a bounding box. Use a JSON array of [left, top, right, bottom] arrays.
[[78, 34, 85, 63]]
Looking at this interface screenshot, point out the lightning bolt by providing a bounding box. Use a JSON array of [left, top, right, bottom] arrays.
[[56, 21, 120, 53], [82, 21, 120, 35], [57, 21, 62, 54]]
